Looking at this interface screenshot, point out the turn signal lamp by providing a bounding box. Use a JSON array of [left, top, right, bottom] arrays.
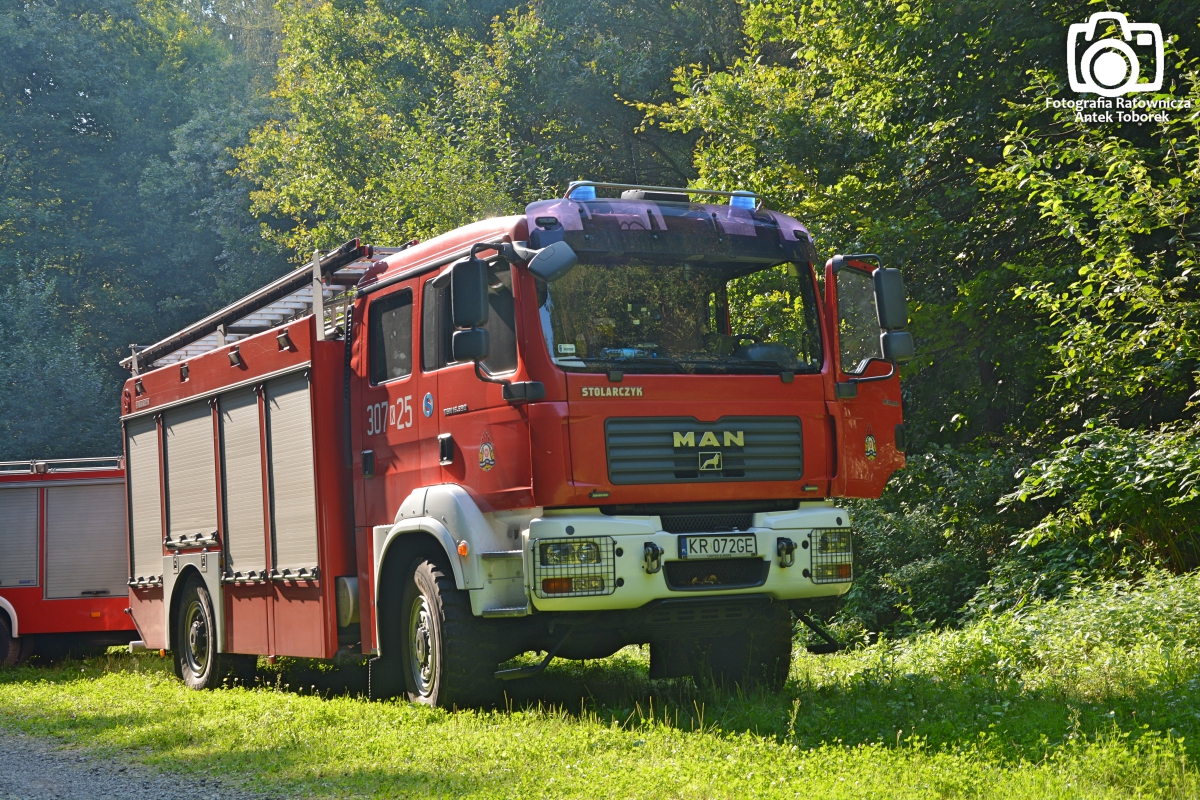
[[729, 191, 756, 210], [541, 576, 605, 594], [457, 540, 469, 557], [568, 183, 596, 201]]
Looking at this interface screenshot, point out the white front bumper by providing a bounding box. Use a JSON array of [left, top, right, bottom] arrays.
[[523, 504, 852, 613]]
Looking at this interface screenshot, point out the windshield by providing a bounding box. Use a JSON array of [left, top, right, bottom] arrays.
[[537, 258, 822, 375]]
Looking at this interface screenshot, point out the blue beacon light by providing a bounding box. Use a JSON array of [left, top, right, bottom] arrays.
[[568, 183, 597, 201], [729, 191, 756, 210]]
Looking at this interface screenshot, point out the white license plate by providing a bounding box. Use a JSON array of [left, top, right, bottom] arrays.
[[677, 534, 757, 559]]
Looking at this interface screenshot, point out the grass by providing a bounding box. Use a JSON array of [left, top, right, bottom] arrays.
[[3, 571, 1200, 798]]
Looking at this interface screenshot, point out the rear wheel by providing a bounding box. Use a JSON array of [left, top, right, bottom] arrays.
[[399, 557, 501, 708], [0, 615, 19, 667], [173, 574, 253, 689]]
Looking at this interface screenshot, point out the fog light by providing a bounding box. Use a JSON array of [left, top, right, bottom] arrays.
[[812, 563, 853, 583]]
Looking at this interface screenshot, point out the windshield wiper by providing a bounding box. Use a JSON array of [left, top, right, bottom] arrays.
[[572, 356, 684, 374]]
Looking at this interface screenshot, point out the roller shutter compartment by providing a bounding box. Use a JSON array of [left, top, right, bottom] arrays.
[[45, 484, 128, 598], [0, 487, 39, 587], [126, 416, 163, 582], [266, 373, 319, 573], [164, 402, 218, 543], [220, 389, 266, 575]]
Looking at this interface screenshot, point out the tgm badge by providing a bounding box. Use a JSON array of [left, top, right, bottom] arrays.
[[422, 392, 434, 418]]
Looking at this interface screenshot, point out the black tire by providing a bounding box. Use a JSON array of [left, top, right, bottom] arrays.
[[651, 603, 793, 691], [706, 602, 793, 690], [0, 615, 18, 668], [398, 557, 501, 708], [173, 574, 253, 689]]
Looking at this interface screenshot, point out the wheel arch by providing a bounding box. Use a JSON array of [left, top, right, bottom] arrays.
[[0, 597, 16, 637], [373, 525, 455, 660], [166, 565, 205, 652]]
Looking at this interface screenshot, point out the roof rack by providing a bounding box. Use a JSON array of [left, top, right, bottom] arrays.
[[563, 181, 762, 208], [0, 457, 124, 474], [122, 240, 407, 373]]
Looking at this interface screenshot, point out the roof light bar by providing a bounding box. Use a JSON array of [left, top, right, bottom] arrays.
[[565, 181, 762, 209]]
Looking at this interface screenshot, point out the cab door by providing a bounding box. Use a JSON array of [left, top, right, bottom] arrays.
[[422, 263, 533, 509], [825, 257, 905, 498], [353, 283, 427, 529]]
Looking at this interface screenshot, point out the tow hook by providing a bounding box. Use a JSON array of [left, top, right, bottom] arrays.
[[777, 537, 797, 568], [643, 542, 664, 574]]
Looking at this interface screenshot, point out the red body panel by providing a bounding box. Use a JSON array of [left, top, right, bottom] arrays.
[[122, 316, 354, 659], [0, 467, 136, 639]]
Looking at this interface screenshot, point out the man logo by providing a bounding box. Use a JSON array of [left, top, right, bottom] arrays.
[[699, 452, 723, 471], [672, 430, 744, 448]]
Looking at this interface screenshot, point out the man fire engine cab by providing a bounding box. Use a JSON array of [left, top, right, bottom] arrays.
[[119, 181, 912, 707]]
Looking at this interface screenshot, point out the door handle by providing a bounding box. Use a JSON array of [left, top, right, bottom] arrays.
[[361, 450, 375, 478], [438, 433, 454, 466]]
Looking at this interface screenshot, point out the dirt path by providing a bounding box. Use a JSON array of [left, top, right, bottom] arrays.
[[0, 730, 261, 799]]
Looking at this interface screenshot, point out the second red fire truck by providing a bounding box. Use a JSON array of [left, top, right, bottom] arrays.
[[118, 182, 912, 706]]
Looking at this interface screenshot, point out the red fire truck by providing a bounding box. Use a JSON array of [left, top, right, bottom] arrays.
[[0, 458, 137, 665], [118, 182, 912, 705]]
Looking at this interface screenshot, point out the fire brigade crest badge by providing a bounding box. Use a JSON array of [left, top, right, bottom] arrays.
[[478, 430, 496, 471], [864, 429, 878, 461]]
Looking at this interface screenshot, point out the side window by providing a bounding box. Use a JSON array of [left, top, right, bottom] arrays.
[[421, 263, 518, 374], [835, 267, 881, 374], [368, 289, 413, 384], [421, 279, 445, 371], [481, 264, 517, 374]]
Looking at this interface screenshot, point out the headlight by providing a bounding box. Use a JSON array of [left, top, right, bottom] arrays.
[[533, 536, 616, 598], [540, 540, 602, 566], [817, 530, 852, 555], [809, 528, 853, 584]]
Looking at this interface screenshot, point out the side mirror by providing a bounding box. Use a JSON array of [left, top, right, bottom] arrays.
[[873, 267, 913, 364], [880, 330, 914, 364], [452, 328, 489, 362], [527, 241, 578, 282], [450, 257, 489, 329], [873, 268, 908, 330]]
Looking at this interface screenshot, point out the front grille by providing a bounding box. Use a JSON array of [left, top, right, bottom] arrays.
[[660, 513, 754, 534], [606, 416, 803, 485], [663, 558, 769, 591]]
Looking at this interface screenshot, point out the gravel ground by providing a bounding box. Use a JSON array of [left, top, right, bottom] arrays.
[[0, 730, 261, 799]]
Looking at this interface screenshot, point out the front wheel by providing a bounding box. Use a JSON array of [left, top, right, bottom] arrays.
[[399, 557, 501, 708]]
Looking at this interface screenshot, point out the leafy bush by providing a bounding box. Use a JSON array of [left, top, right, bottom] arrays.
[[836, 445, 1032, 634], [1001, 422, 1200, 573]]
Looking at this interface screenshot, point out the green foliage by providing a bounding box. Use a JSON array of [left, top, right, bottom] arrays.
[[1003, 421, 1200, 571], [0, 274, 116, 459], [238, 0, 744, 255], [837, 446, 1030, 633], [989, 62, 1200, 422], [0, 0, 287, 452]]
